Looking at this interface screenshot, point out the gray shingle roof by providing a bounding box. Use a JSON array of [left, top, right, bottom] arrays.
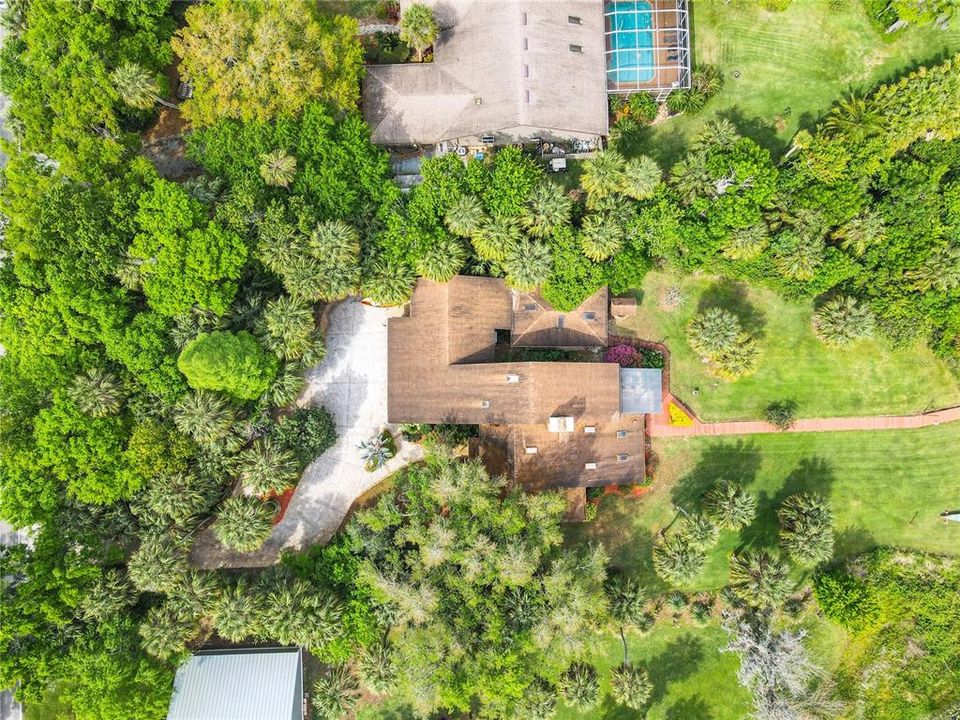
[[167, 649, 303, 720]]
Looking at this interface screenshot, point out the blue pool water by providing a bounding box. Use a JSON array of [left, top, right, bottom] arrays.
[[606, 0, 655, 85]]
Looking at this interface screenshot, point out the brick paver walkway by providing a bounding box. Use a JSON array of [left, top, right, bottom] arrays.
[[650, 403, 960, 438]]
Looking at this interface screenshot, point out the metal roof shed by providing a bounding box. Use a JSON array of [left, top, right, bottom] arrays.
[[619, 368, 663, 414], [167, 648, 303, 720]]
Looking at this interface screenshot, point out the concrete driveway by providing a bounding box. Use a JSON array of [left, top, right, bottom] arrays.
[[192, 299, 422, 568]]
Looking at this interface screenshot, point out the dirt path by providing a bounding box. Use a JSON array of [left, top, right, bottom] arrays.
[[650, 403, 960, 438]]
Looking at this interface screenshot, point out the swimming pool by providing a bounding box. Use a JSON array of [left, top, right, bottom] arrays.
[[605, 0, 655, 86]]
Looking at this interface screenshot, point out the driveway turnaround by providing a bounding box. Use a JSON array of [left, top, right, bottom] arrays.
[[192, 299, 422, 569]]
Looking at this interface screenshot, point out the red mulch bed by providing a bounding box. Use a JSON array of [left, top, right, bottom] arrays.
[[265, 486, 296, 525]]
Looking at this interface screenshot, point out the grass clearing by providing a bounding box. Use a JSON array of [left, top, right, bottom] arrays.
[[616, 272, 960, 421], [624, 1, 960, 166], [566, 422, 960, 591]]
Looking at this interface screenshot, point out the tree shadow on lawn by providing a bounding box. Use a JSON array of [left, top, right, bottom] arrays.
[[664, 696, 715, 720], [833, 525, 877, 562], [696, 279, 767, 339], [738, 456, 836, 552], [718, 106, 786, 157], [670, 439, 764, 514]]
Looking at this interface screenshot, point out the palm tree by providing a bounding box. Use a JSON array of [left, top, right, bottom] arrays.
[[620, 155, 662, 200], [358, 640, 396, 693], [906, 245, 960, 292], [778, 493, 834, 567], [705, 481, 757, 530], [127, 533, 190, 593], [261, 579, 343, 649], [516, 680, 557, 720], [503, 239, 552, 291], [110, 61, 177, 110], [261, 295, 315, 360], [472, 216, 523, 261], [559, 662, 600, 710], [139, 604, 195, 660], [213, 580, 263, 642], [679, 513, 719, 550], [312, 666, 360, 720], [136, 471, 219, 529], [711, 333, 761, 381], [670, 151, 712, 205], [173, 391, 236, 444], [579, 213, 625, 261], [285, 255, 359, 302], [168, 570, 223, 621], [652, 534, 706, 584], [692, 118, 739, 151], [213, 496, 275, 553], [362, 257, 417, 306], [580, 150, 626, 202], [729, 550, 792, 608], [399, 3, 438, 61], [68, 368, 124, 417], [444, 194, 487, 238], [605, 574, 647, 626], [687, 307, 742, 357], [832, 210, 886, 257], [416, 234, 467, 281], [237, 437, 300, 495], [813, 296, 875, 346], [259, 149, 297, 188], [692, 64, 725, 96], [309, 219, 361, 266], [824, 95, 881, 143], [522, 182, 572, 238], [772, 231, 824, 281], [610, 663, 652, 710], [722, 223, 770, 261], [80, 569, 135, 622]]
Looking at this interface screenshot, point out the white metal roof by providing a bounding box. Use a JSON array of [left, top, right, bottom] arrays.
[[167, 648, 303, 720], [619, 367, 663, 414]]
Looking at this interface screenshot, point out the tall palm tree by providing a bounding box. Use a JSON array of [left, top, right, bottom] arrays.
[[620, 155, 662, 200], [652, 534, 706, 584], [711, 333, 761, 381], [824, 95, 881, 143], [778, 493, 834, 567], [729, 550, 792, 608], [285, 255, 359, 302], [173, 390, 236, 444], [362, 257, 417, 306], [503, 239, 552, 291], [610, 663, 652, 710], [309, 219, 361, 266], [692, 64, 725, 97], [136, 471, 219, 529], [444, 194, 487, 238], [560, 662, 601, 710], [722, 223, 770, 261], [399, 3, 438, 61], [670, 151, 712, 205], [687, 307, 742, 357], [705, 481, 757, 530], [110, 61, 177, 110], [139, 604, 195, 660], [358, 640, 396, 693], [581, 150, 627, 202], [261, 579, 343, 649], [260, 295, 316, 361], [213, 496, 275, 553], [522, 182, 572, 238], [416, 234, 467, 281], [813, 296, 875, 346], [579, 213, 625, 261], [692, 118, 738, 151], [906, 245, 960, 292], [259, 149, 298, 188], [772, 231, 824, 281], [679, 513, 719, 550], [832, 210, 886, 257], [168, 570, 223, 621], [516, 680, 557, 720], [267, 365, 307, 408], [68, 368, 124, 417], [127, 532, 190, 594], [605, 574, 647, 626], [80, 569, 135, 622], [312, 666, 360, 720], [237, 437, 300, 495], [213, 579, 263, 642]]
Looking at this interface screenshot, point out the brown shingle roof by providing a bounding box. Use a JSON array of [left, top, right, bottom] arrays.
[[512, 287, 608, 347]]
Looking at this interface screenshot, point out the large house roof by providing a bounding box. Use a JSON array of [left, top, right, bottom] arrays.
[[363, 0, 609, 145]]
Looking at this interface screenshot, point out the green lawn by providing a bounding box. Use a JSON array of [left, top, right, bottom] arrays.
[[567, 422, 960, 591], [616, 272, 960, 421], [626, 1, 960, 166]]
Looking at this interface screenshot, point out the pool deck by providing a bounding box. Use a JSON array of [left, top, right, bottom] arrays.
[[605, 0, 689, 93]]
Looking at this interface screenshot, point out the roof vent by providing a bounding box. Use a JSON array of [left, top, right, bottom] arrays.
[[556, 316, 565, 329], [585, 462, 597, 470], [617, 430, 628, 438], [584, 426, 597, 434], [617, 454, 629, 462], [480, 400, 491, 409], [506, 373, 521, 384], [548, 416, 575, 433], [569, 44, 582, 53], [568, 15, 582, 24], [474, 97, 483, 105], [583, 311, 597, 320], [525, 446, 539, 455], [524, 303, 537, 311]]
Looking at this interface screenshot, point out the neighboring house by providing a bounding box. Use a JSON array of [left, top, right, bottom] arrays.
[[363, 0, 609, 147], [166, 648, 304, 720], [388, 276, 662, 488]]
